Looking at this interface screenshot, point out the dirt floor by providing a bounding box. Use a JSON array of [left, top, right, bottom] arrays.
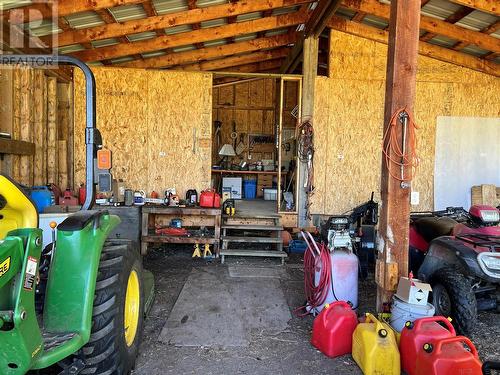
[[132, 246, 500, 375]]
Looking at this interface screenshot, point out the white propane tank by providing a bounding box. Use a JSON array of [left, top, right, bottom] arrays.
[[314, 249, 359, 313]]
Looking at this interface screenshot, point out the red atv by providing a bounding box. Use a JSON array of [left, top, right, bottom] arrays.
[[409, 205, 500, 334]]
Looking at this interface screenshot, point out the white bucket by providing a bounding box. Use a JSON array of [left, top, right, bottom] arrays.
[[390, 295, 435, 332]]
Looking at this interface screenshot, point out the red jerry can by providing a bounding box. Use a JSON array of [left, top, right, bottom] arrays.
[[415, 336, 482, 375], [311, 301, 358, 358], [400, 316, 456, 375]]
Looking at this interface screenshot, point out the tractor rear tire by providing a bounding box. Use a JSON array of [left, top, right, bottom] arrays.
[[431, 266, 477, 335], [81, 240, 144, 375]]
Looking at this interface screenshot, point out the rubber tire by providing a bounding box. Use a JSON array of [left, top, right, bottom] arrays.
[[431, 267, 477, 335], [81, 239, 144, 375]]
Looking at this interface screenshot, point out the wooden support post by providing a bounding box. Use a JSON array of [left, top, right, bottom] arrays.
[[0, 68, 13, 175], [33, 70, 46, 186], [376, 0, 421, 309], [57, 82, 73, 189], [47, 77, 58, 184], [298, 36, 318, 227], [19, 68, 33, 186], [12, 69, 22, 181]]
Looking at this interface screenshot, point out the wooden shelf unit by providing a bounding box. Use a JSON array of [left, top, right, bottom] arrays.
[[141, 206, 221, 256]]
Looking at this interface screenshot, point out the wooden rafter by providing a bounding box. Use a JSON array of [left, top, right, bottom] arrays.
[[420, 6, 474, 42], [178, 48, 290, 71], [341, 0, 500, 53], [119, 33, 297, 69], [71, 11, 307, 62], [142, 1, 165, 36], [46, 0, 311, 48], [453, 19, 500, 52], [352, 12, 367, 22], [281, 0, 342, 73], [4, 0, 148, 24], [257, 10, 274, 38], [216, 59, 284, 73], [449, 0, 499, 15], [329, 16, 499, 76], [187, 0, 205, 49]]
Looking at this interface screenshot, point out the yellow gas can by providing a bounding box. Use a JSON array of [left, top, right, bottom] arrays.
[[352, 313, 400, 375]]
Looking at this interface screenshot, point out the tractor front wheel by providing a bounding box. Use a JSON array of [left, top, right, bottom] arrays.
[[81, 240, 144, 375]]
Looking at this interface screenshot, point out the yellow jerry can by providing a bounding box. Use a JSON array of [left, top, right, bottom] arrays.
[[352, 313, 400, 375]]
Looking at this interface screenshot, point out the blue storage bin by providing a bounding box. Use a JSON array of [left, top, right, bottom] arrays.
[[288, 240, 308, 254], [243, 179, 257, 199], [30, 186, 53, 213]]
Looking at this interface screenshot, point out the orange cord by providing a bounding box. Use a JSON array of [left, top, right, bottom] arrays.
[[382, 108, 420, 183]]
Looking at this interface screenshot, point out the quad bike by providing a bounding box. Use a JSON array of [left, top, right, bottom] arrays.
[[410, 204, 500, 334], [0, 56, 154, 374]]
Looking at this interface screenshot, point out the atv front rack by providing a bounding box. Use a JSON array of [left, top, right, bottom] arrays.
[[456, 234, 500, 252]]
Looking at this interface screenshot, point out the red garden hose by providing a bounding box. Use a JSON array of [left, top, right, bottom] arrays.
[[295, 231, 332, 317]]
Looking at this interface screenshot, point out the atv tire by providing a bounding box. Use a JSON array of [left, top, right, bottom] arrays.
[[431, 266, 477, 335], [81, 239, 144, 375]]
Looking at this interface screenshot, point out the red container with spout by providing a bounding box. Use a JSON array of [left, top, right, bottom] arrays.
[[311, 301, 358, 358], [415, 336, 482, 375], [400, 316, 456, 375]]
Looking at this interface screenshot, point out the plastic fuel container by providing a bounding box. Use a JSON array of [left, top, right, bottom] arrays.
[[311, 301, 358, 358], [352, 313, 400, 375], [400, 316, 456, 375], [415, 336, 482, 375]]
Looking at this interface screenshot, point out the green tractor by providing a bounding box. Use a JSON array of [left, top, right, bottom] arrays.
[[0, 56, 154, 374]]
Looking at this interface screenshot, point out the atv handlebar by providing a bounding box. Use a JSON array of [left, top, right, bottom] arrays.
[[1, 55, 98, 210], [411, 206, 469, 221]]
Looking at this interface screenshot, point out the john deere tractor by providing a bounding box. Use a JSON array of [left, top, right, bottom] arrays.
[[0, 56, 153, 374]]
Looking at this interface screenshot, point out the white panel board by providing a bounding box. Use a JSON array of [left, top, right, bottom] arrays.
[[434, 116, 500, 210]]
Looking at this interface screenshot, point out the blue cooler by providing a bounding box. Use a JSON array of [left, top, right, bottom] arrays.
[[243, 179, 257, 199]]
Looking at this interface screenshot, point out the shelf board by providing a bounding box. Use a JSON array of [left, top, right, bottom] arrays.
[[0, 138, 35, 156]]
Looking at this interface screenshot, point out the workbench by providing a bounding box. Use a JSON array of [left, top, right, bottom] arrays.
[[141, 206, 221, 256]]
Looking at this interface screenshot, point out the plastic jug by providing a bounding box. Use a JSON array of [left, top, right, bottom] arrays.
[[415, 336, 482, 375], [352, 313, 400, 375], [400, 316, 456, 375], [30, 186, 53, 213], [311, 301, 358, 358]]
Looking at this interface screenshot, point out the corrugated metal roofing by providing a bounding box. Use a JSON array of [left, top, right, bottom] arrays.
[[1, 0, 498, 71]]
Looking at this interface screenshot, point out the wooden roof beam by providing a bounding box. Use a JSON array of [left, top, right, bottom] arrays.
[[449, 0, 499, 15], [71, 10, 307, 62], [341, 0, 500, 53], [280, 0, 342, 73], [328, 16, 499, 77], [420, 6, 474, 42], [142, 1, 165, 36], [210, 59, 284, 73], [4, 0, 148, 24], [453, 19, 500, 51], [177, 48, 290, 71], [187, 0, 205, 49], [47, 0, 311, 48], [119, 33, 297, 69]]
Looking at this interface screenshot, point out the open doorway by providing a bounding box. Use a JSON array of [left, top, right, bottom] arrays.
[[211, 73, 302, 218]]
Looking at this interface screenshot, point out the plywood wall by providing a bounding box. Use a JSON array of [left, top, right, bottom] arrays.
[[73, 67, 212, 197], [312, 30, 500, 215]]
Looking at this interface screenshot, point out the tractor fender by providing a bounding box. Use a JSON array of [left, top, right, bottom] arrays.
[[32, 211, 120, 370], [418, 236, 485, 282]]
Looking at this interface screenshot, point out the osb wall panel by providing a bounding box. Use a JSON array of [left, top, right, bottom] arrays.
[[312, 30, 500, 215], [74, 67, 212, 196]]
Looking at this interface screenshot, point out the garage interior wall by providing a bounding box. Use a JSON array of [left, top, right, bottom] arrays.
[[0, 66, 73, 189], [312, 30, 500, 215], [73, 67, 212, 197]]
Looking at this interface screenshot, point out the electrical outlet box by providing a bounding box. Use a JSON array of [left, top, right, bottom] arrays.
[[411, 191, 420, 205]]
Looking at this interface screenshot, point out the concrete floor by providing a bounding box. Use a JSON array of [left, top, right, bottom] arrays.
[[134, 247, 500, 375]]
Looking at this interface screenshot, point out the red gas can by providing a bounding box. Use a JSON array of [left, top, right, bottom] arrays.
[[415, 336, 482, 375], [311, 301, 358, 358], [400, 316, 456, 375]]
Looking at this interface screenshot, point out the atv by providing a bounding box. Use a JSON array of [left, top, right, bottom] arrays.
[[410, 204, 500, 334], [0, 55, 153, 374]]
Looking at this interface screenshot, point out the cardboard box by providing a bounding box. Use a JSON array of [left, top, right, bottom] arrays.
[[112, 179, 125, 202], [396, 277, 432, 306]]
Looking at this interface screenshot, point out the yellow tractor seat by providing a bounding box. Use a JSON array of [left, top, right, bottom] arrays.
[[0, 174, 38, 239]]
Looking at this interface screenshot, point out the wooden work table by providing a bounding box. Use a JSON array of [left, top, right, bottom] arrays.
[[141, 206, 221, 256]]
